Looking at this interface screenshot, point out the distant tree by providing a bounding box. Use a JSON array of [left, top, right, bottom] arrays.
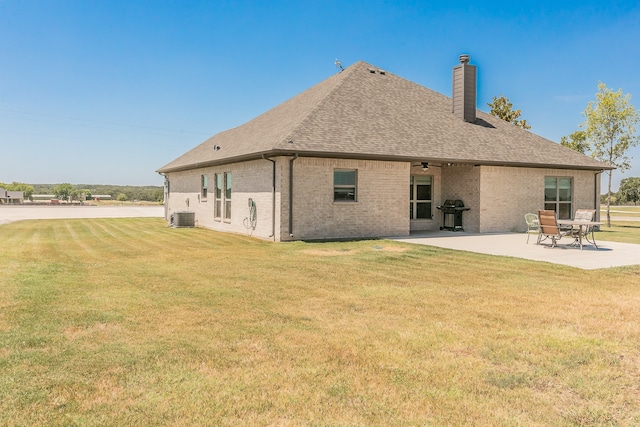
[[69, 189, 83, 202], [600, 193, 616, 205], [618, 177, 640, 205], [487, 95, 531, 129], [80, 189, 92, 201], [32, 184, 55, 194], [151, 188, 163, 202], [583, 82, 640, 226], [54, 183, 74, 202], [116, 193, 128, 202], [560, 130, 589, 155]]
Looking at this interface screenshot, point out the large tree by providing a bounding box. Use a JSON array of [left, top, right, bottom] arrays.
[[559, 130, 589, 154], [618, 177, 640, 205], [583, 82, 640, 226], [487, 95, 531, 129]]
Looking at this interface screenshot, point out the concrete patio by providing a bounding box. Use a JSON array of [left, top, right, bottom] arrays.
[[392, 231, 640, 270]]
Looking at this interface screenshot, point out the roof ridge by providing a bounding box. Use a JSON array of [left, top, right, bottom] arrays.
[[276, 61, 366, 147]]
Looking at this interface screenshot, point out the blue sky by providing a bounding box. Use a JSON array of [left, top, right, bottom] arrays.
[[1, 1, 639, 190]]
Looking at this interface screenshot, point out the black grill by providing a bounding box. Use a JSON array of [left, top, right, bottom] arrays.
[[436, 199, 470, 231]]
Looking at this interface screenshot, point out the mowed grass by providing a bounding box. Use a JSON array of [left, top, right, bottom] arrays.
[[600, 205, 640, 224], [602, 206, 640, 214], [1, 219, 640, 426], [596, 221, 640, 244]]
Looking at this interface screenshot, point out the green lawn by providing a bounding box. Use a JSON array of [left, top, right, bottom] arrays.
[[601, 205, 640, 215], [596, 221, 640, 244], [1, 218, 640, 426]]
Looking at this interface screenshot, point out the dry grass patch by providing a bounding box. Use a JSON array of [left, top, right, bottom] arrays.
[[1, 218, 639, 425], [302, 244, 408, 256]]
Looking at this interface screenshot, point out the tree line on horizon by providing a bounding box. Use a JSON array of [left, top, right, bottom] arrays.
[[0, 182, 163, 203]]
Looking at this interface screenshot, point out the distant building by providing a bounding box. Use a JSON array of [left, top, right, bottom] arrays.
[[0, 188, 24, 204]]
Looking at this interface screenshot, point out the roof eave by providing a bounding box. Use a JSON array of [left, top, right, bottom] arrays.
[[157, 148, 611, 174]]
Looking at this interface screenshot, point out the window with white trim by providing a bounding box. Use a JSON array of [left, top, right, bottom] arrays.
[[334, 169, 357, 202], [544, 177, 572, 219]]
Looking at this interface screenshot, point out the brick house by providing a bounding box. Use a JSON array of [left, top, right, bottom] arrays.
[[157, 56, 609, 241]]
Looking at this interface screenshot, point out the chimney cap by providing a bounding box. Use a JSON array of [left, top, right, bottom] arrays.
[[459, 54, 470, 64]]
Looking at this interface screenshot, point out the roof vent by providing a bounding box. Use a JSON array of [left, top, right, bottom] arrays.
[[378, 69, 386, 75], [368, 68, 376, 73]]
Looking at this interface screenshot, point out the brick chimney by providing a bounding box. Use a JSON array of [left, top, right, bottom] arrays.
[[452, 54, 476, 123]]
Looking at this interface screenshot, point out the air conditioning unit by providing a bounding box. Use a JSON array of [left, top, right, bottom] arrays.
[[171, 211, 195, 228]]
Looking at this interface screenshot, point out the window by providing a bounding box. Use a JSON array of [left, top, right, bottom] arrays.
[[214, 173, 232, 220], [334, 169, 357, 202], [410, 176, 433, 219], [224, 172, 232, 220], [201, 175, 208, 200], [214, 173, 223, 219], [544, 177, 572, 219]]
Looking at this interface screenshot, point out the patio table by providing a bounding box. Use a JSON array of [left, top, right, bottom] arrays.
[[557, 220, 602, 250]]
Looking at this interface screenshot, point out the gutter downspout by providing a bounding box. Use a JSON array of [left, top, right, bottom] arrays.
[[595, 170, 602, 222], [158, 172, 168, 222], [262, 155, 277, 240], [289, 154, 298, 238]]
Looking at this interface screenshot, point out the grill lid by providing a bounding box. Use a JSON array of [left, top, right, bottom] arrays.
[[437, 199, 469, 211], [441, 199, 465, 207]]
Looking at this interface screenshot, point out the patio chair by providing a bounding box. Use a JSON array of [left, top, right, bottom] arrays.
[[570, 209, 596, 245], [524, 213, 539, 244], [537, 210, 571, 247]]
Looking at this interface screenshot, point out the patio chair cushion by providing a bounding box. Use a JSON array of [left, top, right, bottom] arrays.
[[537, 210, 571, 247]]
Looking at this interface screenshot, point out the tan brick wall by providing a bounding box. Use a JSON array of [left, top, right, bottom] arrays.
[[478, 166, 600, 232], [165, 158, 283, 240], [166, 158, 601, 239], [285, 157, 409, 240], [441, 164, 481, 232], [438, 165, 599, 233]]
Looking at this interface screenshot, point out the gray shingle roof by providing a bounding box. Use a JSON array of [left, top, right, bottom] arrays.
[[158, 61, 608, 173]]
